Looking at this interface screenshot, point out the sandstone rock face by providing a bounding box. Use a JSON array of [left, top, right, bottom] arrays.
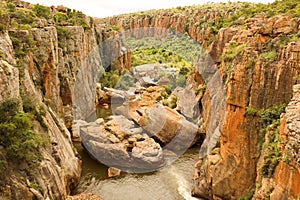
[[0, 33, 16, 65], [0, 60, 19, 102], [192, 15, 300, 199], [270, 84, 300, 200], [0, 6, 132, 199], [28, 22, 131, 125], [104, 4, 248, 49], [23, 70, 82, 200], [172, 86, 199, 119], [0, 33, 19, 102], [252, 85, 300, 200]]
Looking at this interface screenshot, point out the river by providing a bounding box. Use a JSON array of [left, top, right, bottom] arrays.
[[74, 142, 201, 200]]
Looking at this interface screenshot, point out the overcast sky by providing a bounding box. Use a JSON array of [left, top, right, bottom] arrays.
[[25, 0, 274, 18]]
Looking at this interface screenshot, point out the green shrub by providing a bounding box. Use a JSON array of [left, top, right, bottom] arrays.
[[259, 104, 286, 127], [33, 4, 51, 19], [99, 70, 120, 88], [11, 10, 35, 25], [170, 95, 178, 109], [53, 12, 68, 23], [260, 51, 277, 62], [29, 183, 44, 194], [239, 188, 255, 200], [223, 42, 247, 62], [109, 25, 120, 32], [245, 106, 258, 116], [162, 99, 168, 106], [56, 26, 71, 49], [258, 104, 286, 178], [0, 160, 7, 170], [6, 2, 16, 12], [116, 73, 135, 90], [0, 98, 45, 166], [163, 86, 172, 95], [261, 130, 282, 178], [179, 66, 190, 76], [0, 24, 5, 33], [161, 91, 169, 99]]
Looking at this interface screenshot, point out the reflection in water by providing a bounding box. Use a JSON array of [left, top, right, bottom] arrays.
[[75, 143, 201, 200]]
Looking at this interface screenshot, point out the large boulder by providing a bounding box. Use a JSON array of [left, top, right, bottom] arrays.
[[114, 86, 200, 152], [79, 115, 164, 171], [135, 104, 199, 152], [172, 86, 200, 119]]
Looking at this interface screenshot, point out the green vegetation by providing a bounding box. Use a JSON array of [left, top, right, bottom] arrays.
[[170, 95, 178, 109], [99, 69, 135, 90], [56, 25, 71, 49], [244, 106, 258, 117], [22, 94, 48, 129], [116, 73, 135, 90], [239, 188, 255, 200], [53, 12, 68, 23], [260, 127, 282, 178], [259, 51, 277, 62], [6, 2, 16, 12], [244, 104, 286, 178], [222, 42, 247, 62], [0, 24, 5, 33], [131, 48, 191, 69], [10, 32, 36, 58], [0, 98, 46, 168], [259, 104, 286, 129], [125, 32, 202, 65], [259, 104, 286, 178], [109, 25, 120, 32], [232, 0, 300, 19], [124, 32, 198, 92], [32, 4, 51, 19], [0, 1, 90, 30], [29, 182, 44, 194]]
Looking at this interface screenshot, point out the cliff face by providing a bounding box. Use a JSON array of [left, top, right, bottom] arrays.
[[104, 5, 234, 48], [192, 16, 300, 199], [104, 5, 300, 199], [253, 84, 300, 200], [0, 1, 129, 199], [0, 30, 81, 199]]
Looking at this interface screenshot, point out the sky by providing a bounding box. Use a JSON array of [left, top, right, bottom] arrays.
[[25, 0, 274, 18]]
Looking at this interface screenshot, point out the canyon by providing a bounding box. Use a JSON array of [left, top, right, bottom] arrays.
[[0, 0, 299, 199]]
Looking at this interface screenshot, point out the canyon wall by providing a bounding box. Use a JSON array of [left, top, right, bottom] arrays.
[[106, 6, 300, 200], [0, 1, 300, 199], [0, 1, 129, 199]]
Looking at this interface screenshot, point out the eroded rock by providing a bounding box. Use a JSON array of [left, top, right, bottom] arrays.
[[80, 115, 164, 171]]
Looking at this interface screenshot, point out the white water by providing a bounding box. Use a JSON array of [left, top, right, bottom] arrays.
[[76, 146, 201, 200]]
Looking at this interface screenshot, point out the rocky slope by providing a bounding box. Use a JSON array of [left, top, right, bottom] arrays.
[[0, 0, 300, 199]]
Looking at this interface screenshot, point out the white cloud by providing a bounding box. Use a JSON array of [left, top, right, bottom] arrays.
[[25, 0, 274, 18]]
